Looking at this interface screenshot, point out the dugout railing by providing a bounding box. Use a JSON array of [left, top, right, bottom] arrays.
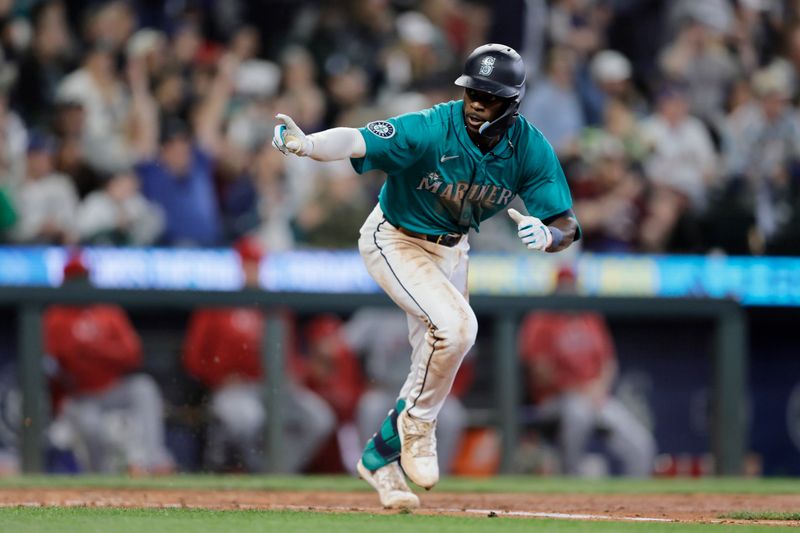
[[0, 286, 747, 476]]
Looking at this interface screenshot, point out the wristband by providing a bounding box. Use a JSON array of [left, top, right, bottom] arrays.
[[548, 226, 564, 249]]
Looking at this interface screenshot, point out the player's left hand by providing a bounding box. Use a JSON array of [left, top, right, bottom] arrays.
[[508, 208, 552, 251]]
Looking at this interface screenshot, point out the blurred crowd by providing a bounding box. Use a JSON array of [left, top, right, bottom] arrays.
[[0, 0, 796, 254]]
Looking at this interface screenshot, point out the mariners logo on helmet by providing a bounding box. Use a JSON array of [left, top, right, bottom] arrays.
[[479, 56, 496, 76], [367, 121, 396, 139]]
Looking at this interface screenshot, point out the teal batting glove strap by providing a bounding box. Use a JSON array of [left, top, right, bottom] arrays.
[[360, 398, 406, 471]]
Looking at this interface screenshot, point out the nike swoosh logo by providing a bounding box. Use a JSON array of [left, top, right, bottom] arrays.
[[440, 155, 460, 163]]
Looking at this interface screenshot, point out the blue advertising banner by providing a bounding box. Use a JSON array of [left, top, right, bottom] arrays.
[[0, 247, 798, 306]]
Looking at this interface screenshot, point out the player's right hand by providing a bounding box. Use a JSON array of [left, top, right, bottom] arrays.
[[273, 113, 313, 156]]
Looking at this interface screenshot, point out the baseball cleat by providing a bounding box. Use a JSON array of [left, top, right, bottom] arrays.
[[397, 410, 439, 489], [357, 459, 420, 509]]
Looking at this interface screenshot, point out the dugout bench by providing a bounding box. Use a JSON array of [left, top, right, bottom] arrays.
[[0, 287, 746, 476]]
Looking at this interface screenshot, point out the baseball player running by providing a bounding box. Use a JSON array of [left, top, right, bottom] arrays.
[[274, 43, 579, 508]]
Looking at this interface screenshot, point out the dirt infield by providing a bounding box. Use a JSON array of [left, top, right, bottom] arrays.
[[0, 488, 799, 526]]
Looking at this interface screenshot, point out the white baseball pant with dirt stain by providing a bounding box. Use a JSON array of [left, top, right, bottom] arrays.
[[358, 204, 477, 422]]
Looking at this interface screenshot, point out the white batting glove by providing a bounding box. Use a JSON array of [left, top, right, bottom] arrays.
[[273, 113, 313, 156], [508, 208, 552, 251]]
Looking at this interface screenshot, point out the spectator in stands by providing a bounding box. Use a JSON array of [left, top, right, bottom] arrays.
[[56, 42, 131, 174], [344, 307, 469, 475], [249, 143, 295, 251], [168, 22, 203, 74], [278, 46, 326, 134], [518, 266, 655, 477], [639, 82, 717, 251], [125, 28, 168, 81], [75, 166, 164, 246], [547, 0, 608, 59], [11, 132, 78, 244], [182, 237, 335, 472], [727, 0, 776, 75], [572, 135, 645, 253], [785, 23, 800, 88], [386, 10, 455, 92], [51, 95, 102, 199], [220, 59, 282, 243], [582, 97, 649, 164], [304, 1, 392, 116], [580, 50, 646, 127], [228, 25, 261, 63], [82, 0, 136, 55], [294, 160, 371, 249], [227, 59, 281, 155], [45, 252, 174, 474], [659, 4, 739, 128], [11, 0, 75, 130], [152, 66, 191, 121], [324, 61, 372, 129], [641, 83, 718, 211], [521, 46, 585, 157], [719, 62, 800, 254], [129, 53, 233, 247]]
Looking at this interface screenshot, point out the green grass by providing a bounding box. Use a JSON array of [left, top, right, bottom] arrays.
[[0, 474, 797, 494], [0, 476, 796, 531], [0, 507, 790, 533], [720, 511, 800, 521]]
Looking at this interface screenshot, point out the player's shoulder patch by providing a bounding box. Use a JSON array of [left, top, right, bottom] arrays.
[[366, 120, 396, 139]]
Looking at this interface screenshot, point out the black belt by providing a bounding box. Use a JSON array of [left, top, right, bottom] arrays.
[[397, 226, 463, 247]]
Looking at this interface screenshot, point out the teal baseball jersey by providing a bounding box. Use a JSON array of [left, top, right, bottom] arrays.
[[350, 100, 574, 235]]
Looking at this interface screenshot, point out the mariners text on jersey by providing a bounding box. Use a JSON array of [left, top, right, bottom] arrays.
[[350, 100, 573, 236]]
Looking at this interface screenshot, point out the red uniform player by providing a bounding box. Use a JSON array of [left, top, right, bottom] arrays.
[[182, 237, 334, 472], [518, 267, 655, 476], [46, 252, 173, 474]]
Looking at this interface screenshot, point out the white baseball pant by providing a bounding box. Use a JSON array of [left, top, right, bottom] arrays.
[[536, 392, 656, 476], [206, 381, 336, 473], [358, 204, 477, 421], [59, 374, 173, 473]]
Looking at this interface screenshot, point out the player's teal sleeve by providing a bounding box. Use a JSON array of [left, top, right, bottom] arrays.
[[518, 131, 575, 222], [350, 112, 431, 175]]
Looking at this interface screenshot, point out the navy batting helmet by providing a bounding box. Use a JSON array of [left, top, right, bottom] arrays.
[[454, 44, 526, 138]]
